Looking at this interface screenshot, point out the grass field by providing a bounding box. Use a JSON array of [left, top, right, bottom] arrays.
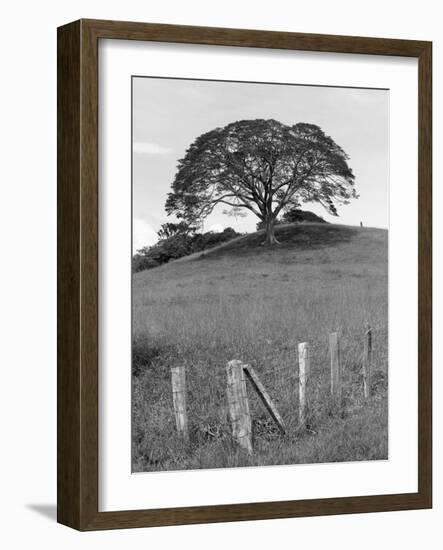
[[132, 223, 388, 472]]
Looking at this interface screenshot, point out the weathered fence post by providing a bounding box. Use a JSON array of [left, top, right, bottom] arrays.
[[226, 360, 252, 454], [298, 342, 310, 426], [243, 364, 286, 434], [171, 366, 189, 441], [329, 332, 341, 398], [362, 324, 372, 400]]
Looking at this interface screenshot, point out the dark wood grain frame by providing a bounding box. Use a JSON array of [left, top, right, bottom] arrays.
[[57, 19, 432, 531]]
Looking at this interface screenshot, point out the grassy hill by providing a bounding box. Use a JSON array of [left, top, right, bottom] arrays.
[[132, 223, 388, 472]]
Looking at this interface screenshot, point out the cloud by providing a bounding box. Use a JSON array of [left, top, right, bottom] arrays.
[[133, 219, 158, 252], [133, 142, 171, 155]]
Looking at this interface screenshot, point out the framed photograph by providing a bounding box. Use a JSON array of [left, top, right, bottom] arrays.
[[57, 19, 432, 530]]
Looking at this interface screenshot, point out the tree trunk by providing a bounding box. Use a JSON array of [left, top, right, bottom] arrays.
[[264, 217, 279, 246]]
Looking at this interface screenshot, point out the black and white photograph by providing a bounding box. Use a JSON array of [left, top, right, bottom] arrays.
[[131, 76, 389, 473], [1, 0, 436, 541]]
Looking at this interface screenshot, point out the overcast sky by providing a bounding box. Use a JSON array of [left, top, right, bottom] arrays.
[[132, 76, 389, 252]]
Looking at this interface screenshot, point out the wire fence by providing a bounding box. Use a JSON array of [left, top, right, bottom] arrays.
[[164, 324, 388, 449]]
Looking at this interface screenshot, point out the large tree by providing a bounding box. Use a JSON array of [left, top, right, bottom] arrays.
[[166, 119, 357, 245]]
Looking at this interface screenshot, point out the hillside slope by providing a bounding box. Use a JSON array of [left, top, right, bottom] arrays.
[[132, 223, 388, 472]]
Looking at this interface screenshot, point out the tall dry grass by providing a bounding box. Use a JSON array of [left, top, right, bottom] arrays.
[[132, 224, 388, 472]]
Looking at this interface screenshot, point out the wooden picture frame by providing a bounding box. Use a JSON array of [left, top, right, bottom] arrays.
[[57, 19, 432, 530]]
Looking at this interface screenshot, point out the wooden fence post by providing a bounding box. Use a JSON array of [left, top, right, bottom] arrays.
[[226, 360, 252, 454], [298, 342, 309, 426], [171, 366, 189, 441], [243, 364, 286, 434], [329, 332, 341, 398], [362, 325, 372, 400]]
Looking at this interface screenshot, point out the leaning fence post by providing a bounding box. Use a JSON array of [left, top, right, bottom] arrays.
[[329, 332, 341, 398], [362, 325, 372, 400], [226, 360, 252, 454], [171, 366, 189, 441], [298, 342, 309, 426], [243, 364, 286, 434]]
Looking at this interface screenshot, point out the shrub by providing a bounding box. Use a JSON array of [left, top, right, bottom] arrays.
[[132, 227, 242, 273], [132, 255, 160, 273], [281, 208, 328, 224]]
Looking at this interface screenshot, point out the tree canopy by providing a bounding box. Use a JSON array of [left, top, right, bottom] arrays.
[[166, 119, 357, 244], [157, 221, 191, 240]]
